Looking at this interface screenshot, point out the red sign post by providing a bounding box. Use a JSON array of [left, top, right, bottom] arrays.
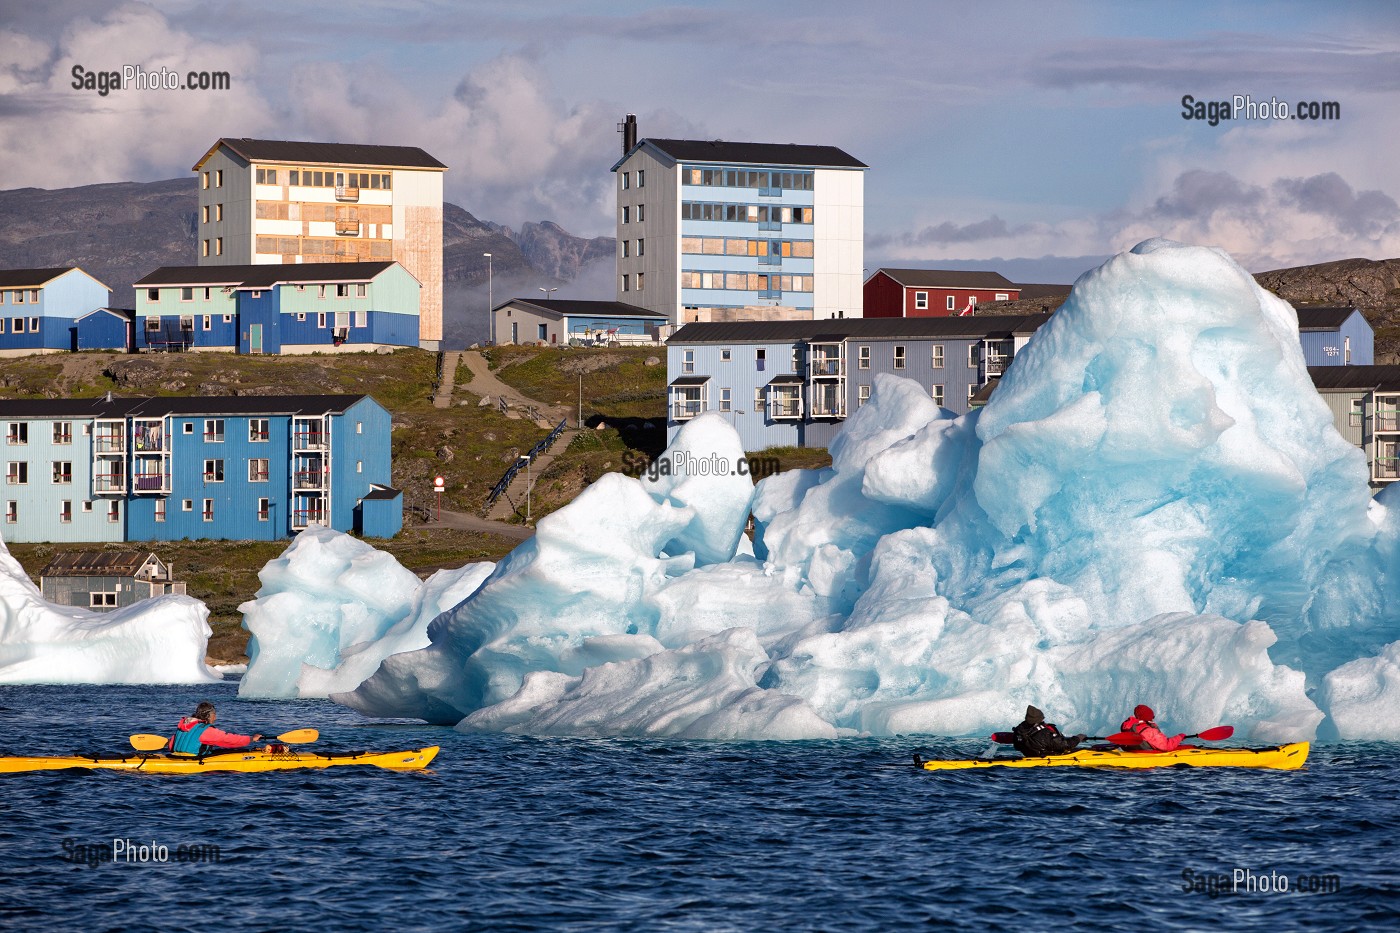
[[434, 475, 445, 521]]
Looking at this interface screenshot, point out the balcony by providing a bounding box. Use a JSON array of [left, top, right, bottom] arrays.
[[984, 354, 1012, 378], [94, 472, 126, 494], [809, 359, 842, 378], [671, 399, 703, 422], [133, 473, 169, 492], [292, 507, 329, 529], [295, 470, 328, 490], [770, 398, 802, 420], [758, 220, 782, 232], [94, 435, 125, 454], [334, 185, 360, 202], [1375, 457, 1399, 481], [293, 430, 328, 451], [335, 219, 361, 236]]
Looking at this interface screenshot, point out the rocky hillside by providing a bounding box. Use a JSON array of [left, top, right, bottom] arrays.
[[0, 178, 614, 309]]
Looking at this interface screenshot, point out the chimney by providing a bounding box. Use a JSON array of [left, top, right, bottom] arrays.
[[618, 113, 637, 156]]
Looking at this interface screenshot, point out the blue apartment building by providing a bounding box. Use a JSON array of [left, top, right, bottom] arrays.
[[0, 268, 112, 356], [1296, 307, 1373, 366], [133, 261, 420, 354], [1, 395, 400, 543]]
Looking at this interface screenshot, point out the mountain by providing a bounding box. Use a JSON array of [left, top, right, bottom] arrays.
[[0, 178, 614, 308]]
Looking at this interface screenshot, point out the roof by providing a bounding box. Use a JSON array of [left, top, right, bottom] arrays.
[[1295, 307, 1363, 331], [669, 376, 712, 386], [194, 138, 446, 171], [0, 394, 374, 419], [1308, 365, 1400, 391], [623, 138, 866, 170], [668, 313, 1053, 345], [135, 262, 400, 289], [767, 374, 806, 385], [0, 268, 107, 290], [362, 485, 402, 501], [76, 307, 135, 322], [39, 551, 159, 578], [872, 268, 1020, 291], [494, 299, 667, 319]]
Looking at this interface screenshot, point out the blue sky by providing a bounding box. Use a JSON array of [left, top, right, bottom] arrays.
[[2, 1, 1398, 281]]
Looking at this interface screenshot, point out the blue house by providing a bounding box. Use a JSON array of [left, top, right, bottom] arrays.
[[493, 298, 667, 346], [75, 308, 135, 352], [1296, 307, 1373, 366], [0, 268, 112, 356], [133, 262, 420, 354], [0, 394, 400, 543]]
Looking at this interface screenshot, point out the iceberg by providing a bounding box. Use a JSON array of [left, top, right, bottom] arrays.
[[0, 534, 218, 685], [262, 238, 1400, 740], [238, 524, 494, 698]]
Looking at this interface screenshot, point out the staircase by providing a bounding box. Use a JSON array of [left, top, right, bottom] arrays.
[[432, 351, 463, 409], [486, 425, 579, 522]]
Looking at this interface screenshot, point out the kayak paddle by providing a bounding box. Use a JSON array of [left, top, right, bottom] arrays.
[[989, 732, 1114, 744], [1105, 725, 1234, 746], [128, 728, 319, 752]]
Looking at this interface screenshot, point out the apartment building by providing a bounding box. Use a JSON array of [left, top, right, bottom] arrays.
[[192, 138, 446, 349], [0, 395, 400, 543], [133, 261, 420, 354], [1310, 365, 1400, 489], [0, 268, 112, 357], [612, 115, 865, 326]]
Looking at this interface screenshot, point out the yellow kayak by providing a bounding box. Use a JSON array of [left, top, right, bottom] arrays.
[[919, 742, 1309, 772], [0, 746, 439, 775]]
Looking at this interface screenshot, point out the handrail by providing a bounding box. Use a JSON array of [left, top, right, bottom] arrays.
[[484, 418, 568, 509]]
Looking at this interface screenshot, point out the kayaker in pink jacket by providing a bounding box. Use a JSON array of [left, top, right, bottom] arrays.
[[1120, 704, 1186, 751], [167, 702, 263, 755]]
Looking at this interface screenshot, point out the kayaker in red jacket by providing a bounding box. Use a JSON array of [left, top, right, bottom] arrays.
[[1120, 704, 1186, 751], [167, 702, 262, 755]]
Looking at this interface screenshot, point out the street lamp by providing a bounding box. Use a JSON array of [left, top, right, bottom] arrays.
[[538, 286, 558, 300], [520, 454, 532, 523], [483, 252, 493, 345]]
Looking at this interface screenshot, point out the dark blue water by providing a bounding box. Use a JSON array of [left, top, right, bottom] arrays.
[[0, 681, 1396, 932]]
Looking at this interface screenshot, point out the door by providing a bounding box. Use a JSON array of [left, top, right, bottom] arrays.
[[249, 323, 262, 355], [511, 322, 518, 344]]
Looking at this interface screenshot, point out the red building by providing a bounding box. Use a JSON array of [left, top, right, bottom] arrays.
[[863, 268, 1020, 318]]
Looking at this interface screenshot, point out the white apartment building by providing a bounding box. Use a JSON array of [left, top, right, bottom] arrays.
[[191, 138, 447, 349], [612, 115, 865, 325]]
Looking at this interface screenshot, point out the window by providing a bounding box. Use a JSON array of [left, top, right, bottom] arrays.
[[621, 206, 630, 224], [538, 324, 548, 341], [317, 285, 327, 300], [317, 313, 327, 328], [636, 273, 644, 291], [90, 592, 118, 608], [27, 317, 36, 333], [858, 346, 870, 370], [637, 204, 645, 222], [6, 462, 28, 485], [60, 500, 72, 523], [968, 383, 979, 401], [683, 349, 694, 374], [637, 238, 645, 257], [250, 290, 262, 299], [932, 345, 945, 369], [203, 459, 224, 482], [203, 419, 224, 442], [108, 501, 120, 523], [249, 419, 269, 442], [995, 293, 1009, 301], [182, 499, 193, 511], [215, 204, 222, 222], [155, 498, 166, 523], [356, 283, 367, 298], [223, 314, 233, 323], [620, 274, 630, 292], [622, 240, 630, 258], [11, 291, 23, 305], [202, 239, 210, 257], [215, 170, 223, 187], [147, 288, 159, 302], [205, 288, 212, 301], [894, 345, 906, 370], [202, 171, 209, 189], [756, 348, 767, 371], [249, 458, 270, 482], [183, 423, 194, 434], [356, 461, 362, 474], [1350, 398, 1365, 427], [256, 168, 278, 184], [720, 388, 732, 412], [52, 422, 72, 445], [622, 172, 630, 189], [82, 501, 93, 512], [10, 318, 22, 334], [354, 310, 367, 328], [637, 170, 645, 187], [7, 423, 27, 445], [146, 318, 160, 332], [356, 422, 363, 434], [947, 296, 956, 311], [215, 237, 223, 256], [336, 284, 349, 298], [915, 291, 928, 310], [720, 348, 731, 362], [858, 385, 871, 407], [755, 387, 764, 411], [3, 501, 13, 523], [202, 315, 212, 331], [258, 498, 270, 521], [968, 345, 980, 367], [51, 461, 72, 484], [932, 384, 945, 407], [202, 499, 214, 522]]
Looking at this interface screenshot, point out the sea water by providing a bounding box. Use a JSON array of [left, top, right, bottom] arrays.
[[0, 681, 1395, 931]]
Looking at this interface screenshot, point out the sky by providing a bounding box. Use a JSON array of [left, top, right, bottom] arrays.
[[2, 0, 1398, 282]]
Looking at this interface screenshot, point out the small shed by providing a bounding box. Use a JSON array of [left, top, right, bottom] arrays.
[[355, 484, 403, 538], [75, 308, 136, 352], [493, 299, 666, 346], [39, 550, 186, 612]]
